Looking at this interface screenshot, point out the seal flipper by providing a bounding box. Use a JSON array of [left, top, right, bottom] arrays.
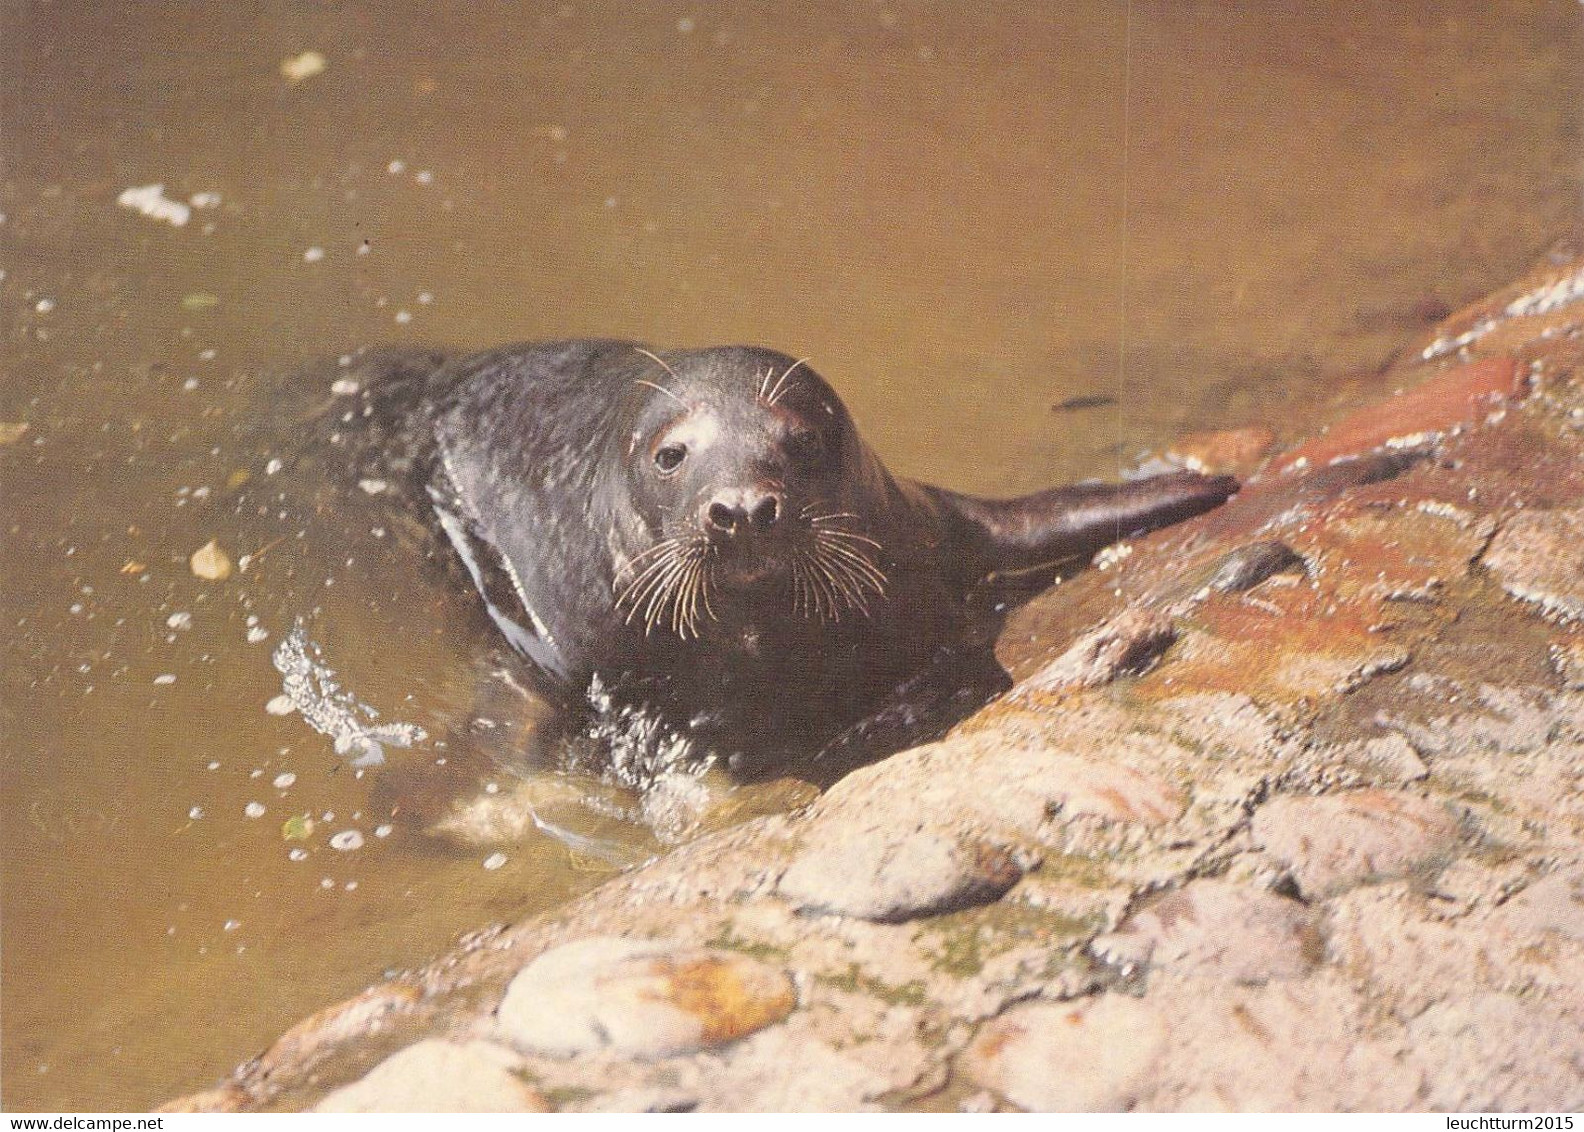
[[930, 470, 1239, 584]]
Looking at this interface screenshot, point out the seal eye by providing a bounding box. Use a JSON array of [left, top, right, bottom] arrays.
[[654, 443, 687, 474]]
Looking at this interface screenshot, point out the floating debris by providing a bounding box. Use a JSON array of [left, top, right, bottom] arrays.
[[190, 539, 233, 581], [482, 852, 508, 871], [330, 378, 360, 396], [244, 802, 266, 818], [272, 772, 297, 790], [302, 246, 325, 263], [247, 626, 269, 644], [188, 806, 205, 820], [189, 191, 222, 209], [166, 611, 192, 631], [117, 184, 191, 228], [154, 673, 177, 685], [329, 830, 364, 852], [33, 297, 55, 314], [270, 622, 427, 767], [374, 824, 393, 839], [357, 478, 388, 495], [181, 293, 220, 311], [0, 422, 29, 445], [282, 814, 313, 841], [280, 50, 327, 83], [265, 694, 297, 716]]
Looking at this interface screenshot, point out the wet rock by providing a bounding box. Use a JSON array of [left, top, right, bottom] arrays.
[[1093, 879, 1318, 983], [961, 995, 1168, 1111], [495, 937, 796, 1058], [156, 1083, 248, 1113], [1167, 426, 1276, 476], [316, 1040, 549, 1113], [779, 825, 1025, 922], [1483, 507, 1584, 623], [1286, 504, 1494, 604], [1158, 584, 1412, 706], [1201, 540, 1305, 596], [1015, 608, 1176, 697], [253, 983, 423, 1083], [1273, 355, 1519, 472], [1250, 790, 1459, 897]]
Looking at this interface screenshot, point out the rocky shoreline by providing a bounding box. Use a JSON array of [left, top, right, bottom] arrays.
[[167, 250, 1584, 1113]]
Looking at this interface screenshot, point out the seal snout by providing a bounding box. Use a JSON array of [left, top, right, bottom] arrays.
[[703, 487, 784, 538]]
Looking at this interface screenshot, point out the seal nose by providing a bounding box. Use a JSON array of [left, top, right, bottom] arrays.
[[704, 489, 782, 537]]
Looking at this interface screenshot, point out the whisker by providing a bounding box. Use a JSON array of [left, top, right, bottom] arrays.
[[814, 535, 889, 591], [764, 357, 811, 407], [632, 346, 681, 383], [814, 526, 883, 550], [633, 377, 687, 406], [639, 554, 696, 636]]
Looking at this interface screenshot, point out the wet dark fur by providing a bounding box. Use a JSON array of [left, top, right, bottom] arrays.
[[318, 341, 1236, 774]]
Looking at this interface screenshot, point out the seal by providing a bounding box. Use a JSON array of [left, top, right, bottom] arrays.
[[396, 340, 1237, 770]]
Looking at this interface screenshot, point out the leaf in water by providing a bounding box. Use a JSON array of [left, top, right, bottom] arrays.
[[281, 815, 314, 841]]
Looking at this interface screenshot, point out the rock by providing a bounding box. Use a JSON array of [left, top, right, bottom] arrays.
[[1335, 735, 1429, 784], [961, 995, 1168, 1111], [1273, 355, 1519, 472], [253, 983, 423, 1083], [1015, 608, 1176, 697], [1405, 993, 1584, 1111], [496, 937, 796, 1058], [1139, 973, 1419, 1111], [1250, 790, 1459, 897], [316, 1040, 549, 1112], [1094, 879, 1318, 983], [581, 1088, 699, 1113], [1483, 508, 1584, 623], [1551, 636, 1584, 689], [1167, 426, 1276, 476], [778, 826, 1025, 922], [157, 1083, 248, 1113], [1488, 866, 1584, 942], [700, 1026, 892, 1112], [1286, 504, 1493, 604], [1159, 586, 1412, 706]]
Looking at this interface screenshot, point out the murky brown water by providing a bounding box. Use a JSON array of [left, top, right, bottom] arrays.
[[3, 0, 1579, 1111]]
